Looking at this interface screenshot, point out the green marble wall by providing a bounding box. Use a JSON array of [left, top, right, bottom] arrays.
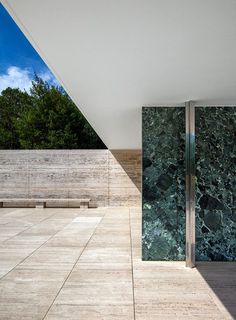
[[142, 107, 185, 260], [196, 107, 236, 261]]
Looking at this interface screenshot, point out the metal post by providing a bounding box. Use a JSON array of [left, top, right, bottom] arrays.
[[185, 101, 195, 268]]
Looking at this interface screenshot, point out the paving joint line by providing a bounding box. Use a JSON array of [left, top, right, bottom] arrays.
[[42, 213, 106, 320], [2, 211, 56, 243], [0, 212, 78, 281], [129, 208, 136, 320]]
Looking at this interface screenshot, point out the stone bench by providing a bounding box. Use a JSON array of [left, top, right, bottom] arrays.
[[0, 198, 94, 208]]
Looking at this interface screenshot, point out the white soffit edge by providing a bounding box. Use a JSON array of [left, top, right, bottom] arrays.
[[2, 0, 236, 149]]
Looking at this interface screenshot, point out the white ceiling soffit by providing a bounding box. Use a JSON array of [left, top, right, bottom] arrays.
[[2, 0, 236, 149]]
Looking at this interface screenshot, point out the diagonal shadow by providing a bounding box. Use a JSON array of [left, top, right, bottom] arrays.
[[109, 149, 141, 191], [196, 262, 236, 319]]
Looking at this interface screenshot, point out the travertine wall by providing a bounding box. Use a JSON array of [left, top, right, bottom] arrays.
[[0, 150, 141, 207], [109, 150, 141, 206]]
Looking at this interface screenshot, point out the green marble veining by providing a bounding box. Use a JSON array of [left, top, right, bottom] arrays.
[[196, 107, 236, 261], [142, 107, 185, 261]]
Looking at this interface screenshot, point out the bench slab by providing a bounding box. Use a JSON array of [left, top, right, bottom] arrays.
[[0, 198, 92, 208]]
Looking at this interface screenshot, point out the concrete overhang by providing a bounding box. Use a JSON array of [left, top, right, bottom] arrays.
[[2, 0, 236, 148]]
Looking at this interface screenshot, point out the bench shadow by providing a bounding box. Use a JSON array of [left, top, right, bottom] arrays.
[[196, 262, 236, 318]]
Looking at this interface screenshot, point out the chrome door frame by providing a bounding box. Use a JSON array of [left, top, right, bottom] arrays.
[[185, 101, 196, 268]]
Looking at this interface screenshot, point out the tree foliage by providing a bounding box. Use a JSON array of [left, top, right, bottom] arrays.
[[0, 76, 106, 149]]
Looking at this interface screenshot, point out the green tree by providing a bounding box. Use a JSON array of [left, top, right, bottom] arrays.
[[0, 76, 106, 149], [0, 88, 33, 148]]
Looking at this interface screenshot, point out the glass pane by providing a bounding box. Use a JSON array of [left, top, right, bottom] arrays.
[[196, 107, 236, 261], [142, 107, 185, 260]]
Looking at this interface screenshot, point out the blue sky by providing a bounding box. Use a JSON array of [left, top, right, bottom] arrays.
[[0, 3, 59, 93]]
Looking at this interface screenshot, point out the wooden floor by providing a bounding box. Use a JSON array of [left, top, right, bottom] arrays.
[[0, 207, 235, 320]]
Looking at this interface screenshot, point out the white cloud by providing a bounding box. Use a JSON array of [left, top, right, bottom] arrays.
[[0, 66, 60, 94], [0, 66, 32, 93]]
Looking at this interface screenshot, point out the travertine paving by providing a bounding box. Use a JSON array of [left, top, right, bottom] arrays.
[[0, 207, 235, 319]]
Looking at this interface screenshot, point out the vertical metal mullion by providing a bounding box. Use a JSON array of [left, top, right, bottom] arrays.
[[185, 101, 195, 268]]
